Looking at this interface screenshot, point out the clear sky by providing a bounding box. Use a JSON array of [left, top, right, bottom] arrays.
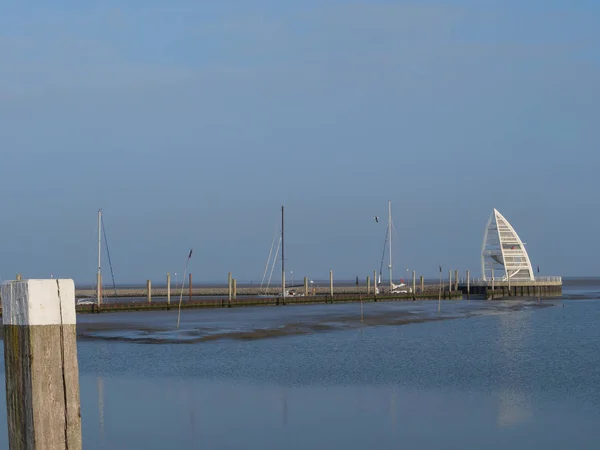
[[1, 1, 598, 285]]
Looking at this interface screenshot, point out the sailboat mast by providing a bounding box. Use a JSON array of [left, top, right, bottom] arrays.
[[388, 200, 392, 291], [281, 205, 285, 298], [97, 209, 102, 305]]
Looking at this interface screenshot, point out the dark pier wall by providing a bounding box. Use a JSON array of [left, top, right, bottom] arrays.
[[457, 283, 562, 300]]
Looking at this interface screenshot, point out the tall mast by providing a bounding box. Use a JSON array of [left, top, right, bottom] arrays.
[[281, 205, 285, 298], [388, 200, 392, 291], [97, 209, 102, 305]]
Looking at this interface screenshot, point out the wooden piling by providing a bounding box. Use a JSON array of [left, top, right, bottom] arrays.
[[329, 270, 334, 300], [304, 277, 308, 296], [146, 279, 152, 303], [189, 273, 192, 302], [233, 279, 237, 299], [374, 270, 378, 299], [420, 276, 424, 293], [228, 272, 232, 304], [367, 276, 371, 295], [454, 270, 458, 291], [167, 273, 171, 307], [2, 279, 82, 450], [449, 270, 452, 292], [412, 270, 416, 299], [466, 270, 470, 299]]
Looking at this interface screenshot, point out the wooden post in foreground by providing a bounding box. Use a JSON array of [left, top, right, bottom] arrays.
[[2, 279, 82, 450], [232, 279, 237, 299], [420, 276, 424, 293], [367, 276, 371, 295], [167, 273, 171, 307], [448, 270, 452, 293], [412, 270, 416, 299], [304, 277, 308, 296], [146, 279, 152, 303], [189, 273, 192, 302]]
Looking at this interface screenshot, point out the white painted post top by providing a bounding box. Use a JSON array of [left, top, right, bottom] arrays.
[[1, 279, 76, 326]]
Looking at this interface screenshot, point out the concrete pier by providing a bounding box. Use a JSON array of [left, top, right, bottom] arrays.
[[457, 277, 562, 299]]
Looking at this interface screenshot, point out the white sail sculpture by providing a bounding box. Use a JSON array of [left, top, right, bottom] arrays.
[[481, 209, 535, 282]]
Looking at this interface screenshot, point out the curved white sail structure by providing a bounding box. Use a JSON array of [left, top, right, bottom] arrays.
[[481, 209, 535, 282]]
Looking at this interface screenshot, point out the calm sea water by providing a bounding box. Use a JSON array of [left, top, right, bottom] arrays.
[[1, 280, 600, 449]]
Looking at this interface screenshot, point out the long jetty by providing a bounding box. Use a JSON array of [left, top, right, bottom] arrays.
[[0, 272, 563, 316]]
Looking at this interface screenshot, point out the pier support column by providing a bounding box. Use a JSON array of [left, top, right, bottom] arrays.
[[2, 279, 82, 450]]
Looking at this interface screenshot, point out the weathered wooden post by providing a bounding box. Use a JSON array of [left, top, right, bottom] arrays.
[[448, 270, 452, 293], [2, 279, 82, 450], [454, 270, 458, 292], [146, 279, 152, 303], [412, 270, 416, 300], [189, 273, 192, 302], [367, 276, 371, 295], [232, 279, 237, 299], [420, 276, 424, 294], [329, 270, 334, 301], [167, 273, 171, 308], [304, 277, 308, 296], [374, 270, 378, 300], [466, 270, 470, 299], [228, 272, 232, 303]]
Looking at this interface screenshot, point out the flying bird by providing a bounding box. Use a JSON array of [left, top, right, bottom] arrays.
[[374, 216, 379, 223]]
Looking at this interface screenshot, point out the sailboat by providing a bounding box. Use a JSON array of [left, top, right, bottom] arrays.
[[377, 201, 407, 295], [259, 206, 299, 298]]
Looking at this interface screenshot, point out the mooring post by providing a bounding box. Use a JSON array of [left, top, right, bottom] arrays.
[[329, 270, 334, 301], [304, 277, 308, 296], [367, 276, 371, 295], [167, 273, 171, 308], [189, 273, 192, 302], [233, 279, 237, 299], [420, 275, 424, 294], [228, 272, 232, 306], [454, 270, 458, 292], [147, 279, 152, 303], [466, 270, 470, 299], [412, 270, 416, 299], [373, 270, 378, 300], [448, 270, 452, 293], [2, 279, 82, 450]]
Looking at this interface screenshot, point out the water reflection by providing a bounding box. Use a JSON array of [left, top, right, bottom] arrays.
[[97, 377, 105, 439], [496, 310, 533, 427]]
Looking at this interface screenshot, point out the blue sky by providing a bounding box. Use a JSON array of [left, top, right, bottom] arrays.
[[0, 1, 598, 284]]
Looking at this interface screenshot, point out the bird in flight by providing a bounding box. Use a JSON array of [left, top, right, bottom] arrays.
[[374, 216, 379, 223]]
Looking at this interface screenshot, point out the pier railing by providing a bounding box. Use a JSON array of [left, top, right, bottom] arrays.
[[462, 276, 562, 286]]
